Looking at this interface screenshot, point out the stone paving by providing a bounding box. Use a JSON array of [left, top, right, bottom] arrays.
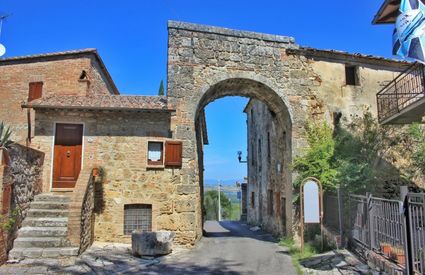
[[0, 242, 173, 274], [300, 250, 375, 275]]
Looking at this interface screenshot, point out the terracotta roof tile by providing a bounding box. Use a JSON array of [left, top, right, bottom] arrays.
[[22, 95, 173, 112]]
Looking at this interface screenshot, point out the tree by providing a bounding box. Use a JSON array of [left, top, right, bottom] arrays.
[[158, 80, 165, 96], [203, 190, 232, 220]]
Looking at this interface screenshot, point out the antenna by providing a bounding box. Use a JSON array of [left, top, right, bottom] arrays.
[[0, 13, 11, 57]]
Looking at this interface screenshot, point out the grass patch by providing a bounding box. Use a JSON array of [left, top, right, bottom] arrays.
[[279, 237, 318, 275]]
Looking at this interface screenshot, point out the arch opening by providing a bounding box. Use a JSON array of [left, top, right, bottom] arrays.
[[194, 78, 293, 237]]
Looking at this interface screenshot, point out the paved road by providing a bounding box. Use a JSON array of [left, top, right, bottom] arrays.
[[145, 220, 297, 275]]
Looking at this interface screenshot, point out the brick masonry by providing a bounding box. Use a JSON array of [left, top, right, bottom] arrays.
[[0, 50, 116, 144]]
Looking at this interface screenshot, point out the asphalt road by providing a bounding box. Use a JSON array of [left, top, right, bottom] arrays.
[[145, 220, 297, 275]]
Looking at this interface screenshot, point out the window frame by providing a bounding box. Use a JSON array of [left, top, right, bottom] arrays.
[[147, 141, 164, 167], [28, 82, 43, 101], [123, 204, 152, 235], [345, 65, 359, 86]]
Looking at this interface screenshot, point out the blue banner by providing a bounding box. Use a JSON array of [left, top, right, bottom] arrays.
[[393, 0, 425, 63]]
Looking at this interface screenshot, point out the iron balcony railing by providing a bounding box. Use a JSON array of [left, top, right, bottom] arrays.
[[377, 62, 425, 123]]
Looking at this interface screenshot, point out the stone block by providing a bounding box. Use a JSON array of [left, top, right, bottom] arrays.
[[131, 231, 175, 256], [177, 185, 197, 195], [175, 200, 195, 213]]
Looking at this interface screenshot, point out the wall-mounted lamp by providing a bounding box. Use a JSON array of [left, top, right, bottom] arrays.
[[237, 151, 247, 163]]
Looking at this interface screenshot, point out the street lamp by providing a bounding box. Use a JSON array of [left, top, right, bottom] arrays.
[[237, 151, 247, 163]]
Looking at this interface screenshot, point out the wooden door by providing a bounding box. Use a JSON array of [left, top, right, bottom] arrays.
[[52, 124, 83, 189]]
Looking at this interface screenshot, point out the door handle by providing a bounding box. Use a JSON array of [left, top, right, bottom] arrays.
[[66, 150, 71, 158]]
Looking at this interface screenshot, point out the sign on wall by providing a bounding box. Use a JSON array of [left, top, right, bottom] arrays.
[[300, 177, 323, 251], [303, 180, 321, 223]]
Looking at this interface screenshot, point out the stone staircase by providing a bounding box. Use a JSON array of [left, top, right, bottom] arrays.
[[9, 193, 79, 260]]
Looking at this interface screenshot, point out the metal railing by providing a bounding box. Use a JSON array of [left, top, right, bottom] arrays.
[[406, 193, 425, 274], [377, 62, 425, 122]]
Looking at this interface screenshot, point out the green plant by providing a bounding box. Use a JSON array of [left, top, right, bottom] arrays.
[[0, 121, 12, 150], [93, 166, 106, 184], [292, 122, 337, 196], [158, 80, 165, 96], [279, 237, 318, 275], [0, 207, 20, 233]]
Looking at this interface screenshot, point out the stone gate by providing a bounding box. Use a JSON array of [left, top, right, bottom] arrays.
[[166, 21, 405, 243]]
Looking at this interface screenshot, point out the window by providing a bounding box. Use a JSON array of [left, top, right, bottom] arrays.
[[275, 191, 281, 218], [164, 141, 182, 167], [251, 192, 255, 208], [258, 139, 262, 172], [148, 141, 163, 166], [28, 82, 43, 101], [251, 142, 255, 166], [267, 132, 271, 164], [345, 65, 359, 86], [124, 204, 152, 234], [268, 190, 273, 215], [251, 109, 254, 123]]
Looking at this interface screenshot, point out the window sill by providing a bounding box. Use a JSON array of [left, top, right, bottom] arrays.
[[146, 164, 165, 169]]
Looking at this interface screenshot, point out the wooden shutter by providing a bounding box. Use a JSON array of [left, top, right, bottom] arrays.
[[28, 82, 43, 101], [165, 141, 182, 167]]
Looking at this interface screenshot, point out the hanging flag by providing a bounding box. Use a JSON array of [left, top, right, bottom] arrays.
[[393, 0, 425, 63]]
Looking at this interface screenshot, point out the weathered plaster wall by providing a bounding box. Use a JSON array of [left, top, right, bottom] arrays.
[[31, 109, 195, 245], [245, 99, 288, 236], [0, 54, 116, 144]]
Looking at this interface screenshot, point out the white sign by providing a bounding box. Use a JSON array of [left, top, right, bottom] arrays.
[[303, 180, 320, 223]]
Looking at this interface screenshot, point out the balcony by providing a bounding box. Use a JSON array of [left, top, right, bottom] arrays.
[[377, 62, 425, 124]]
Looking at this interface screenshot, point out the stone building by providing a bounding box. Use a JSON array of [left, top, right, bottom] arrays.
[[0, 21, 410, 261], [243, 47, 410, 236]]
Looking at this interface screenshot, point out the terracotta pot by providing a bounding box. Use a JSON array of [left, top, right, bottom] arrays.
[[92, 168, 100, 177], [0, 148, 8, 166], [381, 244, 392, 256], [396, 253, 405, 265]]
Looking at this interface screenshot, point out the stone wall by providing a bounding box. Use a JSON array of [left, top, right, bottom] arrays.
[[32, 109, 196, 245], [245, 99, 288, 236], [0, 144, 44, 261], [0, 52, 116, 144], [166, 21, 407, 240]]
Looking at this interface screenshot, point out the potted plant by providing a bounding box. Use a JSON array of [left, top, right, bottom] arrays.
[[392, 246, 405, 265], [380, 242, 392, 256], [0, 122, 12, 165]]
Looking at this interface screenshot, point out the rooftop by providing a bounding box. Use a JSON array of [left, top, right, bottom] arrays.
[[22, 95, 174, 112]]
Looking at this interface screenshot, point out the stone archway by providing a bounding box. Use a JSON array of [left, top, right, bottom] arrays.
[[166, 21, 311, 245], [194, 78, 293, 237]]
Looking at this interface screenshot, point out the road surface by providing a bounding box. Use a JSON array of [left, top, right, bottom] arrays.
[[145, 220, 297, 275]]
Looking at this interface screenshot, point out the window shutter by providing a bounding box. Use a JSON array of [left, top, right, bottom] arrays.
[[165, 141, 182, 167], [28, 82, 43, 101]]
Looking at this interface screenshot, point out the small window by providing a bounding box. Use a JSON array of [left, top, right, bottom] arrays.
[[258, 139, 262, 172], [251, 109, 254, 123], [268, 190, 273, 215], [251, 142, 255, 166], [345, 65, 359, 86], [124, 204, 152, 234], [251, 192, 255, 208], [148, 141, 163, 166], [267, 132, 271, 164], [28, 82, 43, 101], [275, 191, 281, 218]]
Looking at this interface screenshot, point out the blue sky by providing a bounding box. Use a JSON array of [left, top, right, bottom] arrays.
[[1, 1, 395, 181]]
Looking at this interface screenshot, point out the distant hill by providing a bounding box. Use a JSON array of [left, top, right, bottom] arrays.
[[204, 178, 244, 187]]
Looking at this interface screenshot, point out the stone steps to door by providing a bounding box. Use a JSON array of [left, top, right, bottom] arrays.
[[30, 201, 69, 210], [18, 226, 67, 237], [33, 194, 70, 203], [27, 209, 69, 218], [13, 237, 70, 248], [9, 193, 80, 260], [9, 247, 79, 259], [22, 217, 68, 227]]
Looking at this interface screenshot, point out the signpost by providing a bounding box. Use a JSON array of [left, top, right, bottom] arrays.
[[300, 177, 323, 252]]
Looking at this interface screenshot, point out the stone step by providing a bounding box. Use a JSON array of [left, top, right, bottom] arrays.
[[18, 227, 67, 237], [22, 217, 68, 228], [14, 237, 70, 248], [9, 247, 79, 260], [27, 209, 68, 218], [34, 194, 70, 203], [30, 201, 69, 210]]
